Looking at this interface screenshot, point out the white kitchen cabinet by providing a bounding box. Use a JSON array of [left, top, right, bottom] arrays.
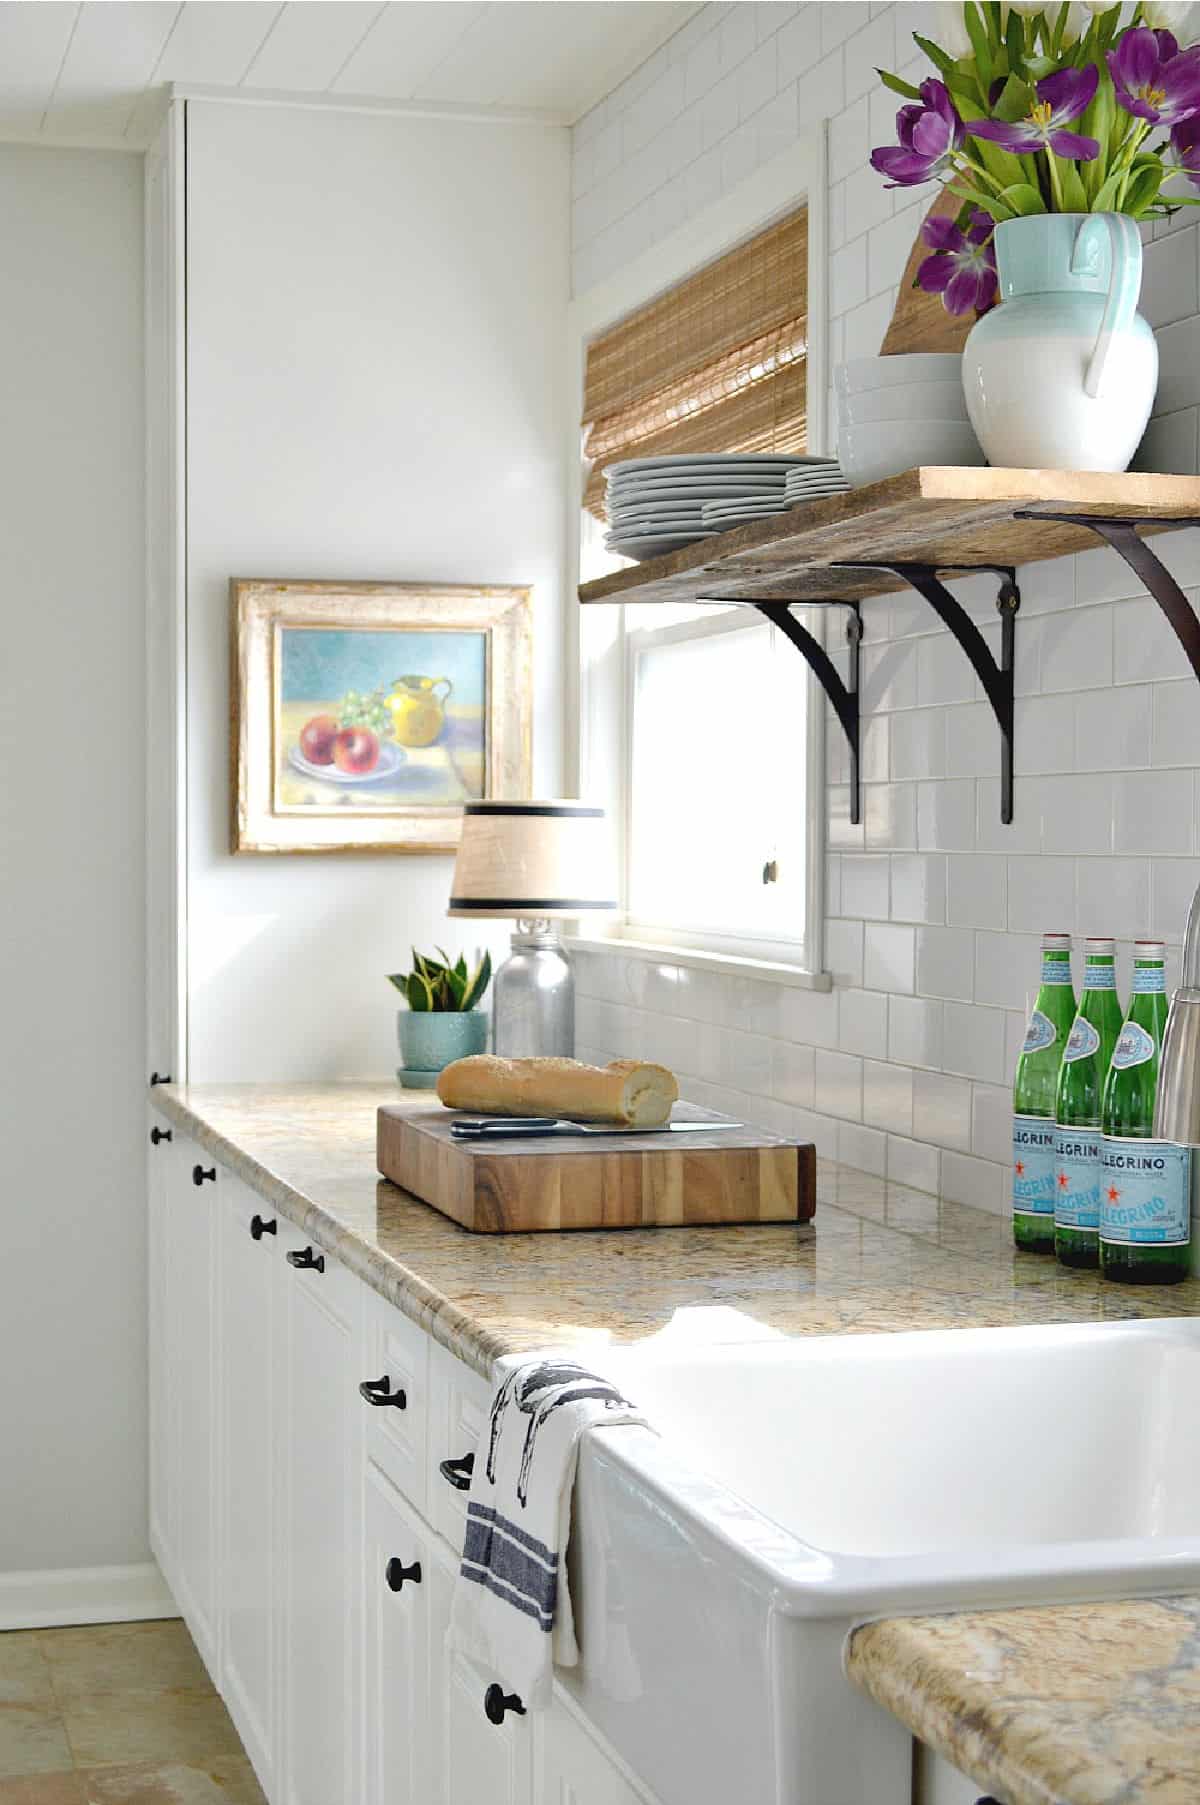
[[441, 1600, 534, 1805], [915, 1742, 992, 1804], [279, 1220, 361, 1805], [146, 1108, 176, 1573], [538, 1694, 657, 1805], [218, 1175, 282, 1794], [361, 1461, 437, 1805], [167, 1137, 220, 1674]]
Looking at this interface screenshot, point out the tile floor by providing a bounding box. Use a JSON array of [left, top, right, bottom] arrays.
[[0, 1619, 265, 1804]]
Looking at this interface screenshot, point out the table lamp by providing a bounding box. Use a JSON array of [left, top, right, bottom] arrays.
[[447, 801, 617, 1057]]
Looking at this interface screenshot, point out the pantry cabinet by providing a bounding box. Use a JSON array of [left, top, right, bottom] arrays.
[[149, 1139, 661, 1805]]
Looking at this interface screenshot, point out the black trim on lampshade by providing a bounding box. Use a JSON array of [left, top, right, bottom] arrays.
[[449, 897, 619, 911], [461, 802, 604, 819]]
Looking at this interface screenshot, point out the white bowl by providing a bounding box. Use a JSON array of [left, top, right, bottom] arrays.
[[836, 379, 968, 426], [837, 417, 985, 487], [835, 353, 963, 396]]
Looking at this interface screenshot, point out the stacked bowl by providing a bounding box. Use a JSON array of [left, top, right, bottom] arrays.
[[605, 454, 813, 561], [835, 353, 985, 488]]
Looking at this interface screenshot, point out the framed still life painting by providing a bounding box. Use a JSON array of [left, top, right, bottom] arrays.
[[232, 580, 532, 853]]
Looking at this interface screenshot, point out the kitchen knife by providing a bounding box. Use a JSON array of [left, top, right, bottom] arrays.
[[449, 1116, 742, 1140]]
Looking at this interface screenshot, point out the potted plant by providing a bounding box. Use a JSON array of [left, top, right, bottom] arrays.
[[871, 2, 1200, 470], [388, 948, 492, 1087]]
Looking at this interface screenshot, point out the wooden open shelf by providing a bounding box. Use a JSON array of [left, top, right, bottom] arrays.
[[578, 467, 1200, 609], [579, 466, 1200, 828]]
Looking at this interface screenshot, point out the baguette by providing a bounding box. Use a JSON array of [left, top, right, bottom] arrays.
[[436, 1055, 678, 1127]]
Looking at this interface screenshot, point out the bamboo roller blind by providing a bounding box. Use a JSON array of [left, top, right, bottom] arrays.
[[582, 206, 808, 520]]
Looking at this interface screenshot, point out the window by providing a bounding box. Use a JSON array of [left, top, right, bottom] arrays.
[[576, 202, 825, 978]]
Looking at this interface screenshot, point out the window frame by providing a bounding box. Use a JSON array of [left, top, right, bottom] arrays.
[[564, 127, 831, 986]]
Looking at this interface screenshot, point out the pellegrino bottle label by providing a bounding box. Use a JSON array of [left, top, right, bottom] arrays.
[[1062, 1017, 1100, 1063], [1022, 1011, 1057, 1054], [1054, 1127, 1102, 1229], [1084, 959, 1117, 989], [1111, 1022, 1155, 1069], [1013, 1115, 1056, 1218], [1131, 962, 1166, 993], [1100, 1139, 1191, 1247], [1041, 953, 1073, 985]]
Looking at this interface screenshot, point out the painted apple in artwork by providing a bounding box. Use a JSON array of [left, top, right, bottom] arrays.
[[299, 714, 340, 765], [333, 726, 380, 774]]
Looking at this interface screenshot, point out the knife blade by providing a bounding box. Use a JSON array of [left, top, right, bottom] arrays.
[[449, 1116, 742, 1140]]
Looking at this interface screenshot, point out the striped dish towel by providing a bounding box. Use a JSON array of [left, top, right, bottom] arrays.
[[448, 1357, 650, 1710]]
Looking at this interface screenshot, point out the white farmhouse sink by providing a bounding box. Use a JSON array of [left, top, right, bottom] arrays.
[[556, 1320, 1200, 1805]]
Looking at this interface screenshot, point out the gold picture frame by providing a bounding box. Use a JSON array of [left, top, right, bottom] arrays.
[[231, 579, 532, 854]]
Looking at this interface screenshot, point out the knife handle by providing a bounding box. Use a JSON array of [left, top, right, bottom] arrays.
[[450, 1118, 563, 1139]]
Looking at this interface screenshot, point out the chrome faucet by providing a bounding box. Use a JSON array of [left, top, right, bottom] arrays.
[[1154, 884, 1200, 1144]]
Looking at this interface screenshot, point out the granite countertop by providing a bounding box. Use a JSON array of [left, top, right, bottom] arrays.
[[152, 1081, 1200, 1805]]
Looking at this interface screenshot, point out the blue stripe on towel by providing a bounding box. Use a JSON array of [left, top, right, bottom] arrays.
[[462, 1513, 559, 1621], [460, 1561, 554, 1629], [466, 1502, 556, 1569]]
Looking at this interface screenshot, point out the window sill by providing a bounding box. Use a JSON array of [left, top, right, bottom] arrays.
[[563, 934, 833, 993]]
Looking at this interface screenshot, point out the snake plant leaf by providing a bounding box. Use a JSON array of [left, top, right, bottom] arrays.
[[460, 949, 493, 1013], [406, 971, 434, 1011], [385, 973, 410, 993]]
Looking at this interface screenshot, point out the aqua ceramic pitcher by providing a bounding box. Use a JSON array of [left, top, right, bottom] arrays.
[[962, 213, 1157, 473]]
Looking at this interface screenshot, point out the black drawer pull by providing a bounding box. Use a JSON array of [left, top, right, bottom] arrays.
[[385, 1557, 421, 1591], [287, 1247, 325, 1273], [359, 1375, 407, 1409], [192, 1164, 216, 1186], [149, 1072, 172, 1086], [484, 1684, 525, 1726], [250, 1214, 277, 1241], [439, 1453, 474, 1491], [150, 1127, 172, 1146]]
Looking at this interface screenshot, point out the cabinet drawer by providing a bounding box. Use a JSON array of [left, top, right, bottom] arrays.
[[359, 1289, 429, 1515], [428, 1341, 491, 1556]]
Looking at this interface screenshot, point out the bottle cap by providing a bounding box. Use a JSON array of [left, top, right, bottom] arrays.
[[1041, 932, 1071, 948], [1134, 940, 1165, 956], [1085, 937, 1115, 953]]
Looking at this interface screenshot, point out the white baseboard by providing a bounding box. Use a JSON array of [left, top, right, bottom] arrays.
[[0, 1561, 179, 1630]]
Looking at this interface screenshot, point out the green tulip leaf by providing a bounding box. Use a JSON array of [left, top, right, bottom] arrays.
[[877, 67, 924, 101], [998, 182, 1045, 216]]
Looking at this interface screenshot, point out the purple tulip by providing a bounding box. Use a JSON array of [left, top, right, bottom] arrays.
[[1171, 114, 1200, 187], [917, 210, 999, 317], [971, 63, 1101, 160], [870, 80, 964, 186], [1108, 26, 1200, 126]]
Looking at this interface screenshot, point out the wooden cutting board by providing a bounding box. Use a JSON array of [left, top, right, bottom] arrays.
[[377, 1101, 816, 1234]]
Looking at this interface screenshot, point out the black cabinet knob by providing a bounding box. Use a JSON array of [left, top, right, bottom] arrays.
[[359, 1375, 407, 1409], [439, 1453, 475, 1491], [149, 1072, 172, 1086], [287, 1247, 325, 1273], [385, 1557, 421, 1592], [150, 1127, 172, 1146], [250, 1214, 277, 1241], [192, 1164, 216, 1186], [484, 1684, 525, 1726]]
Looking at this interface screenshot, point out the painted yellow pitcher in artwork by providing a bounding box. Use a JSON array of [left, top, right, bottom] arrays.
[[386, 674, 452, 747]]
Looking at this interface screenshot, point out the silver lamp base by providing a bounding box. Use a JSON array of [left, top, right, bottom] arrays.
[[492, 920, 574, 1058]]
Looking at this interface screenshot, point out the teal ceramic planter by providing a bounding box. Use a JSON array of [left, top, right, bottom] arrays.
[[396, 1009, 488, 1082], [962, 213, 1158, 473]]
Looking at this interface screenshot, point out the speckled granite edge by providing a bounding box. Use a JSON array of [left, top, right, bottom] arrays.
[[152, 1087, 501, 1378], [846, 1597, 1200, 1805]]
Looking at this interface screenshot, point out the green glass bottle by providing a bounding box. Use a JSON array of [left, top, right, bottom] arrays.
[[1100, 941, 1191, 1284], [1013, 932, 1076, 1253], [1054, 939, 1123, 1268]]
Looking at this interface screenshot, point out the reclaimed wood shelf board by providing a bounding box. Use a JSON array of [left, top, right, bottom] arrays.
[[577, 467, 1200, 610], [377, 1101, 816, 1234]]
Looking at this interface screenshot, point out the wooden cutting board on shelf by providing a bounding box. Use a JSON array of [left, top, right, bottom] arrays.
[[377, 1102, 816, 1234]]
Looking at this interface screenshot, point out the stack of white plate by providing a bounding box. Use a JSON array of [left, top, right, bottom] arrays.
[[700, 458, 848, 531], [605, 454, 812, 561], [834, 354, 984, 487]]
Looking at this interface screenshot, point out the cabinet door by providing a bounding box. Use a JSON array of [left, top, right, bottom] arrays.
[[218, 1176, 280, 1794], [146, 1109, 178, 1575], [914, 1742, 989, 1805], [280, 1224, 360, 1805], [167, 1137, 219, 1674], [362, 1462, 436, 1805], [437, 1549, 533, 1805], [537, 1696, 656, 1805]]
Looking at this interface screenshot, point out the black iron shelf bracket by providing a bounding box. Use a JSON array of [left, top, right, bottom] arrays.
[[1012, 512, 1200, 683], [833, 561, 1021, 824], [751, 599, 863, 823]]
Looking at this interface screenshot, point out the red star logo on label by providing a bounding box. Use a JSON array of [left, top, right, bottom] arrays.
[[1107, 1184, 1121, 1203], [1015, 1160, 1025, 1177], [1056, 1170, 1069, 1188]]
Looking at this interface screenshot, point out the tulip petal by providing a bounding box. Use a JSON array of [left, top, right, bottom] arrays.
[[1112, 25, 1161, 93], [1047, 129, 1101, 159], [1039, 61, 1099, 123], [917, 252, 955, 294], [944, 265, 984, 315], [921, 214, 963, 252]]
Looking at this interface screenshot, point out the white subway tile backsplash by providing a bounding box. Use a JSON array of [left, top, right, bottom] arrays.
[[1074, 684, 1151, 771], [890, 708, 946, 781], [814, 1048, 863, 1119], [974, 930, 1040, 1012], [863, 1057, 913, 1135], [1073, 542, 1145, 608], [1155, 314, 1200, 413], [1152, 680, 1200, 766], [890, 852, 946, 925], [942, 1000, 1006, 1084], [825, 916, 865, 987], [737, 36, 779, 119], [843, 8, 895, 99], [1112, 768, 1194, 855], [918, 779, 976, 853], [914, 925, 974, 1001], [1114, 596, 1197, 683], [865, 781, 916, 850], [912, 1069, 971, 1152], [888, 994, 943, 1068], [1039, 606, 1113, 693], [837, 1120, 887, 1176], [779, 983, 840, 1050], [1150, 856, 1200, 940], [864, 920, 915, 994], [1035, 773, 1115, 855], [1133, 407, 1199, 477], [945, 702, 998, 779], [830, 237, 868, 318], [719, 3, 760, 70], [770, 1038, 815, 1108], [918, 631, 976, 707], [886, 1133, 940, 1195], [1142, 228, 1200, 329], [821, 1, 870, 52], [1014, 693, 1076, 776], [946, 853, 1007, 930], [840, 986, 889, 1057], [1075, 857, 1151, 941], [829, 93, 868, 181], [1005, 854, 1076, 935], [940, 1149, 1005, 1216], [842, 851, 890, 920], [829, 784, 866, 850], [970, 1082, 1013, 1167]]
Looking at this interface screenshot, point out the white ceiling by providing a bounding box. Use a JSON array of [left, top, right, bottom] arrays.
[[0, 1, 699, 146]]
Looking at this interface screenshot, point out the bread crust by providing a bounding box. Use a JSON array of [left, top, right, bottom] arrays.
[[435, 1054, 678, 1126]]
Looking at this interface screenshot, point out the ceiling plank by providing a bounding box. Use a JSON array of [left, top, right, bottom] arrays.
[[241, 1, 383, 92], [331, 1, 488, 101], [0, 1, 78, 134], [145, 1, 283, 85], [42, 1, 178, 137]]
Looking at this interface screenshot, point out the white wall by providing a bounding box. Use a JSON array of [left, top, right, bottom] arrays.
[[0, 146, 148, 1574], [572, 2, 1200, 1214], [185, 99, 571, 1082]]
